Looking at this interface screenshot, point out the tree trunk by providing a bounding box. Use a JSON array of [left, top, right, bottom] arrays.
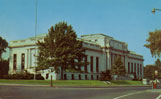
[[61, 67, 64, 80], [118, 75, 119, 80]]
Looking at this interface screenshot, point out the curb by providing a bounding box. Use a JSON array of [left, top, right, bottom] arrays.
[[0, 83, 154, 88], [0, 83, 49, 87], [146, 89, 161, 93], [55, 85, 153, 88]]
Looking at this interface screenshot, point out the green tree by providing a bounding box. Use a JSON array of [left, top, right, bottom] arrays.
[[144, 59, 161, 80], [155, 59, 161, 67], [144, 30, 161, 58], [111, 56, 126, 79], [0, 36, 8, 78], [154, 59, 161, 79], [0, 59, 9, 78], [36, 22, 86, 79], [100, 70, 111, 81], [144, 65, 156, 80], [0, 36, 8, 60]]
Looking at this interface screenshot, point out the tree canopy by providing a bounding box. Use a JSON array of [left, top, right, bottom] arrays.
[[36, 22, 86, 79], [111, 56, 126, 76], [144, 59, 161, 79], [0, 59, 9, 78], [155, 59, 161, 67], [144, 30, 161, 58], [0, 36, 8, 78], [144, 65, 156, 80], [0, 36, 8, 60], [100, 70, 111, 81]]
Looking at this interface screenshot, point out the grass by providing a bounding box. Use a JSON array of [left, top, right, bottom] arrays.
[[52, 80, 106, 86], [0, 79, 144, 86], [0, 79, 49, 85], [111, 80, 144, 86]]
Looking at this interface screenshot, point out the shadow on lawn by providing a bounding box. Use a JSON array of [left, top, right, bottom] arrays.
[[112, 80, 131, 85]]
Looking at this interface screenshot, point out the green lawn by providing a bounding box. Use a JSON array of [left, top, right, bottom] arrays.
[[0, 79, 144, 86], [111, 80, 144, 86]]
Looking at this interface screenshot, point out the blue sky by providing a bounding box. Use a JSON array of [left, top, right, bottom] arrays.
[[0, 0, 161, 65]]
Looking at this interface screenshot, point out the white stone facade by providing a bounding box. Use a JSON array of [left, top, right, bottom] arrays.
[[9, 33, 144, 80]]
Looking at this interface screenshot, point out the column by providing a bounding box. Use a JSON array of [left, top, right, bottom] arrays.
[[107, 52, 111, 70], [27, 49, 29, 69], [124, 54, 128, 73]]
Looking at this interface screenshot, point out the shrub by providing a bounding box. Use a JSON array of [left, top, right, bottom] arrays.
[[2, 75, 9, 79], [2, 73, 44, 80], [100, 70, 111, 81], [132, 72, 139, 81], [36, 74, 44, 80]]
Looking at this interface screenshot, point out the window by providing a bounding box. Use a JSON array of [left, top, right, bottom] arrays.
[[72, 74, 74, 80], [85, 55, 88, 72], [46, 74, 49, 79], [64, 74, 67, 80], [131, 63, 133, 73], [85, 75, 88, 80], [21, 53, 25, 70], [128, 62, 130, 73], [79, 74, 81, 80], [96, 57, 99, 72], [140, 64, 142, 75], [91, 75, 93, 80], [78, 57, 81, 70], [71, 59, 74, 68], [90, 56, 93, 72], [134, 63, 136, 73], [137, 64, 139, 75], [13, 54, 17, 70], [97, 75, 99, 80]]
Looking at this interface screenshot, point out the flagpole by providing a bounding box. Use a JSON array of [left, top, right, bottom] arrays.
[[34, 0, 38, 80]]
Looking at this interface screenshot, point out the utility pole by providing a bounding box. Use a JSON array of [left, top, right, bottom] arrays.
[[34, 0, 38, 80]]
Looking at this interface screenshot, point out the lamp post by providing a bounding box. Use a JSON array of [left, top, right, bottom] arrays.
[[152, 70, 158, 89], [151, 8, 161, 89], [49, 67, 54, 87], [34, 0, 38, 80], [152, 8, 161, 14], [155, 70, 158, 78]]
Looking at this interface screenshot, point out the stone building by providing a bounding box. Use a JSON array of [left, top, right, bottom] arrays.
[[9, 33, 144, 80]]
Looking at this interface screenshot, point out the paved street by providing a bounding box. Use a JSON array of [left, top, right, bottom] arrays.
[[0, 85, 160, 99]]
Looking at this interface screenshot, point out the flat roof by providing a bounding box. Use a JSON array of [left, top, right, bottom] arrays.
[[81, 33, 113, 38]]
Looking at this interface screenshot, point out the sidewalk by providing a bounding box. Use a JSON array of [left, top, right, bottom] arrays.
[[147, 89, 161, 93], [0, 83, 49, 87], [0, 83, 153, 88]]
